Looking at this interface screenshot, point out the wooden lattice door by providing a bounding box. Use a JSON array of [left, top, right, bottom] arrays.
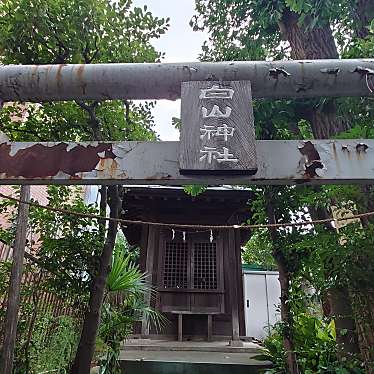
[[157, 230, 224, 313], [163, 241, 188, 289]]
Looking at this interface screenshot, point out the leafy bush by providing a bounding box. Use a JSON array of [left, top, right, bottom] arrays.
[[256, 314, 365, 373], [10, 312, 79, 373], [97, 245, 167, 373], [0, 260, 11, 321], [293, 314, 337, 372], [28, 314, 79, 374]]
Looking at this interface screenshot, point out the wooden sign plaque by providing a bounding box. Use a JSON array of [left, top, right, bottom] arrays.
[[179, 81, 257, 175]]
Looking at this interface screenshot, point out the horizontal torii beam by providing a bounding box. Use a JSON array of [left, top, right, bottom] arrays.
[[0, 139, 372, 185], [0, 59, 373, 102]]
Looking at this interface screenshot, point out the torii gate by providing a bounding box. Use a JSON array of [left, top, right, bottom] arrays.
[[0, 58, 373, 185]]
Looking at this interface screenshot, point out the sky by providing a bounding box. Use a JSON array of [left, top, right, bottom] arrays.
[[132, 0, 207, 140]]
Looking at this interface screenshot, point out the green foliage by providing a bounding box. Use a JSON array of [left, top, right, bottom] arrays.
[[0, 186, 100, 370], [254, 328, 287, 373], [0, 0, 168, 65], [342, 14, 374, 57], [242, 230, 276, 270], [0, 100, 158, 142], [106, 245, 147, 293], [291, 221, 374, 295], [0, 260, 11, 290], [239, 185, 373, 368], [28, 314, 79, 374], [258, 314, 365, 373], [327, 224, 374, 291], [1, 191, 167, 373], [192, 0, 357, 62], [114, 233, 140, 263], [171, 116, 182, 130], [192, 0, 284, 61], [3, 265, 81, 373], [32, 187, 103, 296], [98, 296, 166, 374], [183, 184, 207, 197], [0, 0, 169, 143], [0, 186, 103, 296], [0, 260, 12, 322], [7, 296, 79, 374], [98, 243, 167, 373]]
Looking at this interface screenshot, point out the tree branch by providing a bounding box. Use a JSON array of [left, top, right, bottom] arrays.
[[0, 126, 43, 141], [45, 11, 70, 63], [123, 100, 132, 139], [75, 100, 101, 140], [82, 36, 100, 64]]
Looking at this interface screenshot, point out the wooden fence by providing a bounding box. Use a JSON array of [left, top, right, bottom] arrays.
[[0, 241, 83, 322]]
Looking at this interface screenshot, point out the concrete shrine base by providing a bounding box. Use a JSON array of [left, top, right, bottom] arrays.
[[119, 338, 272, 374]]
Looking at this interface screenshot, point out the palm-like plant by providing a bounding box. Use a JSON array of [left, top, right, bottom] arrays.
[[97, 242, 167, 373], [106, 247, 147, 293]]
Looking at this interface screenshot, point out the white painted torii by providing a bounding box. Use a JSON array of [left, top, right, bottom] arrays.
[[0, 58, 373, 185]]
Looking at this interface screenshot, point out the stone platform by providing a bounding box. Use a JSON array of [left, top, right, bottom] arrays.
[[119, 339, 272, 374]]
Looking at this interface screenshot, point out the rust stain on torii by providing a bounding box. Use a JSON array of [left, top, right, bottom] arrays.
[[0, 142, 116, 178], [0, 140, 372, 185], [298, 141, 324, 178], [75, 64, 87, 95]]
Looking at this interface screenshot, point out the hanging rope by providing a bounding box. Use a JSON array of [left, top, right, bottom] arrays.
[[0, 191, 372, 230]]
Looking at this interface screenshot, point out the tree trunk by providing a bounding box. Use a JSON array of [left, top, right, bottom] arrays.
[[70, 95, 122, 372], [360, 185, 374, 226], [279, 7, 361, 360], [350, 290, 374, 373], [298, 99, 350, 140], [265, 189, 299, 374], [355, 187, 374, 372], [23, 270, 44, 373], [0, 185, 31, 374], [70, 185, 122, 374], [280, 8, 350, 139], [352, 0, 374, 39], [329, 287, 361, 359], [280, 10, 338, 60], [277, 262, 299, 374]]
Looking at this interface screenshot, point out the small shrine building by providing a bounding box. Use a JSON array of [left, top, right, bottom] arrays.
[[122, 187, 253, 344]]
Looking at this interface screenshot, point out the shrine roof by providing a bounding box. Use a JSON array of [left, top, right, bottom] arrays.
[[120, 187, 254, 245]]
